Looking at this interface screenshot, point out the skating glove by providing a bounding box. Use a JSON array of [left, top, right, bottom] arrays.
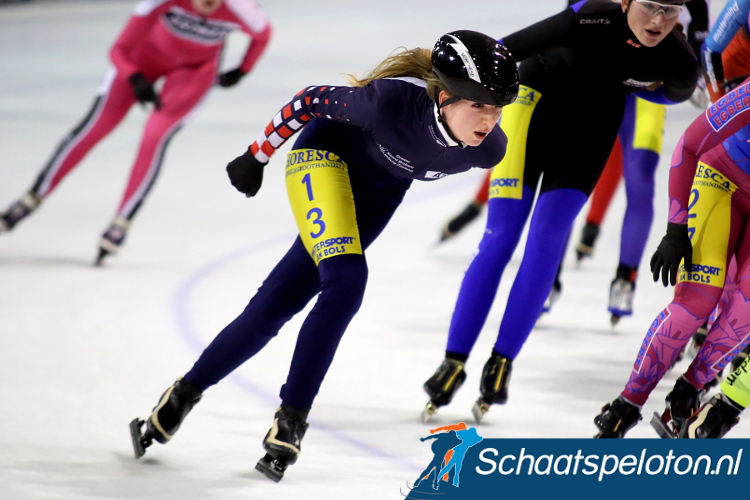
[[227, 149, 266, 197], [129, 72, 162, 109], [650, 223, 693, 287], [218, 67, 247, 88]]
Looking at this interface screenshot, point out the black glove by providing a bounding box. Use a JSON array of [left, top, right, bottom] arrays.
[[226, 149, 266, 197], [129, 72, 162, 109], [650, 223, 693, 287], [218, 68, 247, 88]]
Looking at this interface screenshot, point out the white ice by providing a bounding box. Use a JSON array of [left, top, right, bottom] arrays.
[[0, 0, 741, 499]]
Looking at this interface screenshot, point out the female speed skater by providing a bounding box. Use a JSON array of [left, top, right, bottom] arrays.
[[128, 30, 519, 481], [0, 0, 271, 265]]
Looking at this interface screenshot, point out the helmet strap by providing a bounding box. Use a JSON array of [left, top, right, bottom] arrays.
[[438, 96, 461, 109], [435, 91, 466, 148]]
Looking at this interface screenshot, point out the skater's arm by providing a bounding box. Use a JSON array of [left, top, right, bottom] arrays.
[[702, 0, 750, 101], [226, 81, 396, 197], [109, 2, 165, 77], [225, 0, 273, 75], [499, 8, 577, 62]]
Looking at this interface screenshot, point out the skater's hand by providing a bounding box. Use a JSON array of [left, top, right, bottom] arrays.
[[218, 67, 247, 88], [650, 223, 692, 287], [129, 72, 162, 109], [227, 149, 266, 197]]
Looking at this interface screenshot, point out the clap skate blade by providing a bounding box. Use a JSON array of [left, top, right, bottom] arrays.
[[650, 411, 677, 439], [422, 401, 439, 423], [255, 453, 288, 482], [129, 418, 154, 458], [472, 398, 491, 424], [95, 248, 111, 267]]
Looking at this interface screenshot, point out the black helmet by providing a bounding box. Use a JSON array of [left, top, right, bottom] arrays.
[[432, 30, 519, 107]]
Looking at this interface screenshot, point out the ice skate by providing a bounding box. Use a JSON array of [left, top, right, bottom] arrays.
[[593, 396, 641, 438], [472, 352, 512, 424], [129, 377, 203, 459], [255, 405, 309, 482], [575, 222, 599, 263], [422, 358, 466, 422], [608, 266, 636, 326], [439, 202, 483, 243], [651, 377, 704, 438], [95, 215, 130, 266], [679, 394, 742, 439], [0, 192, 40, 232], [541, 278, 562, 315]]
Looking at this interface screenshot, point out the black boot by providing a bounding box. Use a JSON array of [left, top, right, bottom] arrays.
[[608, 264, 637, 325], [575, 222, 600, 261], [665, 376, 704, 428], [422, 358, 466, 422], [146, 378, 203, 444], [679, 394, 743, 439], [439, 202, 483, 242], [594, 396, 642, 438], [472, 352, 512, 423], [256, 405, 310, 482], [262, 405, 310, 464], [0, 192, 40, 232]]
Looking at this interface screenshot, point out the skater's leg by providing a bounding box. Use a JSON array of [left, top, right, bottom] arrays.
[[2, 68, 134, 232], [445, 189, 534, 357], [31, 68, 136, 199], [684, 240, 750, 387], [473, 170, 492, 205], [621, 287, 721, 406], [184, 238, 321, 390], [113, 63, 215, 221], [97, 63, 215, 260], [279, 253, 368, 408], [618, 97, 664, 270], [585, 137, 623, 227], [493, 188, 588, 359]]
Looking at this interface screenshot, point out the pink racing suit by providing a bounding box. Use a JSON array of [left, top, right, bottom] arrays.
[[31, 0, 271, 221]]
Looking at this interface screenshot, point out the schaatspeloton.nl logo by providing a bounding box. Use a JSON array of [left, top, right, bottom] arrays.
[[402, 424, 748, 499]]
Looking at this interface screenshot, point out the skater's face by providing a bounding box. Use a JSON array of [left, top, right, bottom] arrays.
[[438, 91, 503, 148], [623, 0, 682, 47], [192, 0, 223, 15]]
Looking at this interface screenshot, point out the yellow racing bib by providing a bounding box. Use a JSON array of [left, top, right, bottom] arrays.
[[285, 149, 363, 265], [489, 85, 542, 200], [678, 161, 738, 288]]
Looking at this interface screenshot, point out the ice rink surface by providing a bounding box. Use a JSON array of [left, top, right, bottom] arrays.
[[0, 0, 742, 498]]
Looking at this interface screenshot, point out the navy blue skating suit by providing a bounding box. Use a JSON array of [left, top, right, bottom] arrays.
[[444, 0, 699, 363], [183, 77, 508, 409]]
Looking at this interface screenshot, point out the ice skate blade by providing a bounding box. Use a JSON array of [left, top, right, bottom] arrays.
[[422, 401, 438, 424], [94, 248, 110, 267], [610, 315, 621, 327], [472, 398, 491, 424], [255, 454, 287, 482], [650, 412, 677, 439], [593, 432, 619, 439], [129, 418, 152, 459]]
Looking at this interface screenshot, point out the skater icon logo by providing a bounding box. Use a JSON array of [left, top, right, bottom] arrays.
[[404, 422, 484, 499]]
